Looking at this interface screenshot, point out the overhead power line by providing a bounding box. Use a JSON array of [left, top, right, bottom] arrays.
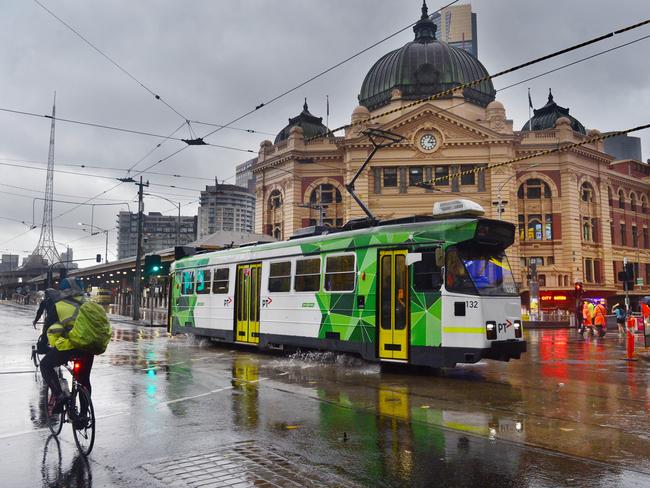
[[199, 0, 461, 142], [33, 0, 188, 122], [418, 123, 650, 187], [312, 17, 650, 140], [0, 107, 256, 153]]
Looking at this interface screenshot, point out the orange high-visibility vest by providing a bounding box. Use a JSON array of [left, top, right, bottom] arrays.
[[582, 303, 592, 324], [593, 304, 607, 326]]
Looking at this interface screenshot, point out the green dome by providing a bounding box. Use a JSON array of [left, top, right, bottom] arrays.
[[358, 2, 496, 111], [275, 100, 328, 144], [521, 90, 586, 134]]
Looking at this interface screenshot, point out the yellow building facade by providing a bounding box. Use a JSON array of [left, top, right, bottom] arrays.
[[253, 3, 650, 311]]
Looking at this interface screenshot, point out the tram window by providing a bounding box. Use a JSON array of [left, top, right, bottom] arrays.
[[325, 254, 356, 292], [294, 258, 321, 292], [213, 268, 229, 294], [269, 261, 291, 292], [413, 251, 443, 292], [181, 270, 195, 295], [196, 269, 211, 294]]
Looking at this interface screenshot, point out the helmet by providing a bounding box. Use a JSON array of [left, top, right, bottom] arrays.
[[59, 277, 84, 293]]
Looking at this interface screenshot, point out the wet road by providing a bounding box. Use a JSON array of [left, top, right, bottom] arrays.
[[1, 302, 650, 488]]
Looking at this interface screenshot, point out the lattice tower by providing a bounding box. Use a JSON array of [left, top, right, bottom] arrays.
[[31, 94, 62, 265]]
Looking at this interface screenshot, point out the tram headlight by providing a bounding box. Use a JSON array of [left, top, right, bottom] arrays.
[[513, 320, 522, 338], [486, 321, 497, 340]]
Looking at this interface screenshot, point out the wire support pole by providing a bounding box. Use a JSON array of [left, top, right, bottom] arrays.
[[133, 176, 149, 321]]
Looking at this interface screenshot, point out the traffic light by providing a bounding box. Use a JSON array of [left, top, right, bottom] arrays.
[[574, 281, 584, 298], [144, 254, 162, 277], [618, 262, 635, 291]]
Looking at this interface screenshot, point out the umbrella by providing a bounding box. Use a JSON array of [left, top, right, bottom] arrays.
[[641, 296, 650, 305]]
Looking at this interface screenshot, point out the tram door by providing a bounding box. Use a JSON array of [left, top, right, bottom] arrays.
[[235, 263, 261, 344], [378, 250, 409, 360]]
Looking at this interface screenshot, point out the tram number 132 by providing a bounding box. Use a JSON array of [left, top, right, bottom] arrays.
[[466, 300, 479, 309]]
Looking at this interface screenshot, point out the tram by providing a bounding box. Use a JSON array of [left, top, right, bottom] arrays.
[[168, 199, 526, 368]]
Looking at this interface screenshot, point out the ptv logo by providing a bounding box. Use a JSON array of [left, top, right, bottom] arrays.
[[497, 320, 513, 333], [262, 297, 273, 308]]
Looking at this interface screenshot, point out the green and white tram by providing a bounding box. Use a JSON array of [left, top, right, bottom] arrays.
[[169, 200, 526, 368]]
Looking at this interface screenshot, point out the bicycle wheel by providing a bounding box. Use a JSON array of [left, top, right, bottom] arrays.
[[71, 385, 95, 456], [31, 345, 40, 368], [44, 386, 63, 436]]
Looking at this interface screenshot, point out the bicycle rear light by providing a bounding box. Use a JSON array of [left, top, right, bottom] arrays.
[[73, 361, 82, 374]]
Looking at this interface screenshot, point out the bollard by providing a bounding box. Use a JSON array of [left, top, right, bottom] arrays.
[[626, 316, 636, 360]]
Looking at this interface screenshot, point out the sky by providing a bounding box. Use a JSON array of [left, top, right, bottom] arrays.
[[0, 0, 649, 265]]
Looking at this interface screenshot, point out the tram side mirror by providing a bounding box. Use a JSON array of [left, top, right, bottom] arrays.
[[435, 247, 444, 267], [405, 253, 422, 267]]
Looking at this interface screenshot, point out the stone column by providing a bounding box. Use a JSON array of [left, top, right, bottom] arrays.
[[560, 168, 583, 284]]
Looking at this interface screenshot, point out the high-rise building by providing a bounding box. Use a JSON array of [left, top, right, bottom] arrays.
[[604, 135, 643, 162], [235, 158, 257, 193], [431, 3, 477, 56], [198, 184, 256, 238], [0, 254, 19, 272], [60, 248, 78, 269], [117, 211, 197, 259]]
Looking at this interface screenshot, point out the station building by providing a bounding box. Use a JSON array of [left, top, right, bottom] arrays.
[[252, 2, 650, 313]]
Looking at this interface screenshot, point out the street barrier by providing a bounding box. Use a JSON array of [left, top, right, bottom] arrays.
[[626, 316, 636, 360]]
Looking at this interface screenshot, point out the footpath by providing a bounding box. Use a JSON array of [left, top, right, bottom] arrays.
[[1, 300, 166, 328]]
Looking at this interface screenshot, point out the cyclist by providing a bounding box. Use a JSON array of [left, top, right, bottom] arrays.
[[39, 278, 94, 422], [33, 288, 60, 354]]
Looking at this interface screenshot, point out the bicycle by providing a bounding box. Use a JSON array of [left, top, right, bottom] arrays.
[[44, 358, 96, 456]]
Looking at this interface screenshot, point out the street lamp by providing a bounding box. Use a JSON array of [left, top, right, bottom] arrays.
[[78, 222, 110, 263], [493, 163, 541, 220], [144, 193, 182, 246]]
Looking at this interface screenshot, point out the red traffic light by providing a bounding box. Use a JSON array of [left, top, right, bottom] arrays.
[[574, 282, 584, 294]]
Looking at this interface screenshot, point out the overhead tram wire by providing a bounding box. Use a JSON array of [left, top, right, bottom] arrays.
[[38, 12, 649, 223], [0, 157, 218, 183], [417, 123, 650, 188], [198, 0, 461, 142], [306, 17, 650, 142], [218, 30, 650, 189], [0, 108, 271, 150], [33, 0, 189, 123], [364, 30, 650, 151]]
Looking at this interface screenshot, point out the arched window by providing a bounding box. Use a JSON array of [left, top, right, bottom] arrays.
[[266, 190, 284, 239], [608, 188, 613, 207], [269, 190, 282, 209], [642, 196, 648, 214], [630, 192, 637, 212], [309, 183, 342, 205], [518, 178, 554, 242], [307, 183, 343, 228], [518, 179, 551, 199], [581, 182, 595, 203], [618, 190, 625, 209]]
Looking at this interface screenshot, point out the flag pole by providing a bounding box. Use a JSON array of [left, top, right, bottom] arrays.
[[326, 94, 330, 131], [528, 88, 532, 131]]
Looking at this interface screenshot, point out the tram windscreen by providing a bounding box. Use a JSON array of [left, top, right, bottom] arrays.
[[446, 246, 518, 296]]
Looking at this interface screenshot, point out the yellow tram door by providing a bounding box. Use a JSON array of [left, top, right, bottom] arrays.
[[378, 250, 409, 361], [235, 263, 261, 344]]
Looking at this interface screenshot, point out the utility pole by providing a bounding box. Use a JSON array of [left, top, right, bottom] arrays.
[[130, 176, 149, 321], [133, 176, 149, 321]]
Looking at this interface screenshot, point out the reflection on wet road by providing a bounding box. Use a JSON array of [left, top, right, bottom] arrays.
[[1, 302, 649, 487]]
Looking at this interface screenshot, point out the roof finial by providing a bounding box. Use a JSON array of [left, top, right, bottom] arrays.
[[303, 97, 308, 112], [548, 88, 553, 103], [414, 0, 436, 42]]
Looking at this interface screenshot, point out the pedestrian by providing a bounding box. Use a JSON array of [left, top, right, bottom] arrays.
[[593, 299, 607, 337], [613, 303, 627, 336], [642, 298, 650, 330], [581, 300, 592, 335]]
